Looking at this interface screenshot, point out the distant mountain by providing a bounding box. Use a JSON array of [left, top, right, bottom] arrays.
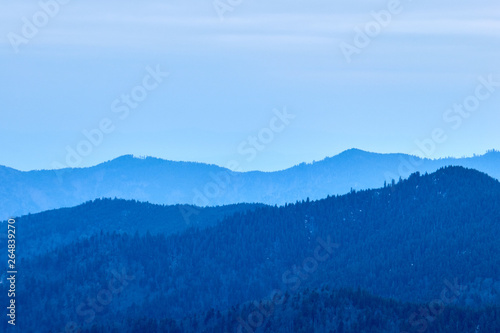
[[1, 149, 499, 219], [8, 167, 500, 332]]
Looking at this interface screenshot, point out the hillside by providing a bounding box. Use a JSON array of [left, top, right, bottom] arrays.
[[1, 199, 264, 256], [85, 288, 499, 333]]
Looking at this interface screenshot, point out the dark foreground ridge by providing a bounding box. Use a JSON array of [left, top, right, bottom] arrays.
[[85, 287, 500, 333]]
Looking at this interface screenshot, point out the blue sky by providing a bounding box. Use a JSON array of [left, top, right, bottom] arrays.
[[1, 0, 499, 171]]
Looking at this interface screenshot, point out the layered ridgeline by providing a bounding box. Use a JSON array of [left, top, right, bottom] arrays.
[[1, 149, 500, 219], [0, 200, 264, 257], [4, 167, 499, 332]]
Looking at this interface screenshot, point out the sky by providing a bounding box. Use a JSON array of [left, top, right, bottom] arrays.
[[0, 0, 499, 172]]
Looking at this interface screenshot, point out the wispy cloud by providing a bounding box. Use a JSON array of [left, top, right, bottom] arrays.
[[2, 1, 498, 50]]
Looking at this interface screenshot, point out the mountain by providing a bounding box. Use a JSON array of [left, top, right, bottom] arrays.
[[1, 149, 500, 220], [2, 199, 264, 256], [6, 166, 500, 332]]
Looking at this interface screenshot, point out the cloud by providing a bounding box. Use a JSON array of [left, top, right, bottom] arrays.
[[2, 0, 499, 52]]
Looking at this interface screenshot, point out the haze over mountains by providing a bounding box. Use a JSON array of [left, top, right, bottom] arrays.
[[1, 149, 500, 220], [12, 200, 264, 257], [5, 166, 500, 332]]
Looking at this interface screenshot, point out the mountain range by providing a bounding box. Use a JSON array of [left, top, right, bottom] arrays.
[[4, 166, 500, 332], [2, 149, 500, 220]]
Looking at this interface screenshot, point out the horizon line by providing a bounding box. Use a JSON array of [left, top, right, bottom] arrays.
[[2, 148, 498, 173]]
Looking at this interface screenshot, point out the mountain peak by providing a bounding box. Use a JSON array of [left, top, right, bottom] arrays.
[[338, 148, 369, 156]]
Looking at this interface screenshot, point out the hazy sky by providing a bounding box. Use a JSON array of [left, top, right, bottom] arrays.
[[1, 0, 499, 171]]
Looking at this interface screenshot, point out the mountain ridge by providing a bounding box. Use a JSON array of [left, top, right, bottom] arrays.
[[6, 148, 500, 173], [9, 166, 500, 332], [1, 149, 499, 219]]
